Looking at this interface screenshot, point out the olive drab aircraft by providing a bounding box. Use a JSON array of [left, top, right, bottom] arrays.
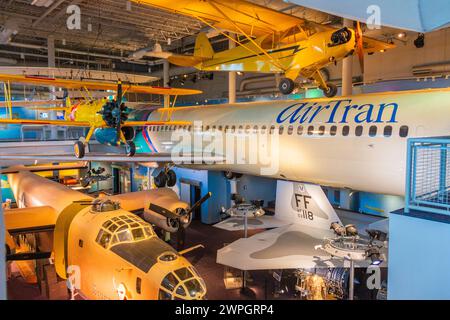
[[0, 74, 201, 158], [3, 166, 212, 300], [130, 0, 394, 96]]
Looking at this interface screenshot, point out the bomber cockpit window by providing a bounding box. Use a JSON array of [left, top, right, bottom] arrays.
[[159, 267, 206, 300], [95, 215, 155, 250]]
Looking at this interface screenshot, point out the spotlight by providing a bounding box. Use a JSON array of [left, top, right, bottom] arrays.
[[397, 32, 406, 39], [414, 33, 425, 48]]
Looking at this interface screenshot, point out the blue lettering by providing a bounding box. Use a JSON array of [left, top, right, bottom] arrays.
[[374, 103, 398, 123], [355, 104, 375, 123]]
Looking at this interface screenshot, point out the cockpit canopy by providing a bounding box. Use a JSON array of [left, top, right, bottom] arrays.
[[95, 214, 155, 250], [159, 266, 206, 300]]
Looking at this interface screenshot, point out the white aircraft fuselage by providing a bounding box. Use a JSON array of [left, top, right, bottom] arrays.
[[140, 89, 450, 196]]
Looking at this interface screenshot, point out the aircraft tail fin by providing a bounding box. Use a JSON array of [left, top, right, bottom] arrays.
[[275, 180, 341, 230], [194, 32, 214, 59]]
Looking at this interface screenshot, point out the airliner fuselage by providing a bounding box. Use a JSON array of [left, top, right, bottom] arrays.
[[136, 89, 450, 196]]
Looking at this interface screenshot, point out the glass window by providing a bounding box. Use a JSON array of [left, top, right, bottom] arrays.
[[205, 125, 210, 131], [253, 125, 258, 134], [218, 125, 223, 131], [399, 125, 409, 138], [279, 126, 284, 135], [117, 230, 132, 242], [238, 125, 243, 133], [307, 126, 314, 136], [102, 220, 112, 229], [175, 268, 193, 281], [318, 126, 325, 136], [330, 126, 337, 136], [369, 126, 377, 137], [78, 239, 83, 248], [162, 273, 179, 291], [287, 125, 293, 135], [136, 277, 142, 294], [98, 231, 111, 249], [245, 125, 251, 133], [231, 126, 236, 133], [297, 126, 303, 135], [132, 228, 145, 241], [342, 126, 350, 136], [176, 285, 186, 297], [355, 125, 363, 137], [269, 125, 275, 134], [384, 126, 392, 137], [261, 125, 267, 134], [184, 279, 204, 298], [159, 290, 172, 300]]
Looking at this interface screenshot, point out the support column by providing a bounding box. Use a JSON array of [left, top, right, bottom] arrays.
[[228, 34, 236, 104], [0, 175, 7, 300], [341, 19, 353, 96], [48, 36, 58, 140], [163, 60, 170, 107]]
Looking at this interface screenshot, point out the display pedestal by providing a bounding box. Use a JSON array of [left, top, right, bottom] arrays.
[[388, 209, 450, 299]]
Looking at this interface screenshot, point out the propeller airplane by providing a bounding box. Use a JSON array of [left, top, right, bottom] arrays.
[[0, 74, 201, 159], [131, 0, 394, 97]]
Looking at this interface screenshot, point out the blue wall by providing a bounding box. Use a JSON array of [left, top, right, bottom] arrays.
[[236, 175, 277, 207], [388, 213, 450, 299]]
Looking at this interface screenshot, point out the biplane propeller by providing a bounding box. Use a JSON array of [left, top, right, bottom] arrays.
[[0, 74, 201, 158]]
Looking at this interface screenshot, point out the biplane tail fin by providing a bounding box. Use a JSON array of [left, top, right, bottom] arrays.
[[194, 32, 214, 60]]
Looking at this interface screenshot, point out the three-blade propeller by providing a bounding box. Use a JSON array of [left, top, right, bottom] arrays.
[[148, 192, 212, 226], [355, 21, 365, 74]]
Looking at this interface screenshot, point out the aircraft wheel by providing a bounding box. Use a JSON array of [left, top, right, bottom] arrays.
[[125, 141, 136, 157], [323, 83, 338, 98], [279, 78, 295, 95], [74, 141, 85, 159], [154, 172, 167, 188], [166, 170, 177, 187], [224, 171, 235, 180]]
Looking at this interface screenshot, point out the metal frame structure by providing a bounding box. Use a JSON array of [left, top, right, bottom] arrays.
[[405, 137, 450, 216]]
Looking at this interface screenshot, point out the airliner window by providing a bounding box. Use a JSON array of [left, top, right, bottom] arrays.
[[212, 126, 216, 131], [307, 126, 314, 135], [399, 126, 409, 138], [188, 126, 192, 131], [205, 126, 210, 131], [218, 126, 223, 131], [383, 126, 392, 137], [175, 267, 193, 281], [369, 126, 377, 137], [224, 125, 229, 132], [231, 126, 236, 133], [297, 126, 303, 135], [330, 126, 337, 136], [319, 126, 325, 136], [355, 126, 363, 137], [162, 272, 179, 291], [270, 126, 275, 134], [279, 126, 284, 135], [261, 125, 267, 134], [288, 126, 293, 135], [238, 125, 243, 133], [246, 125, 251, 134], [342, 126, 350, 136], [253, 125, 258, 134]]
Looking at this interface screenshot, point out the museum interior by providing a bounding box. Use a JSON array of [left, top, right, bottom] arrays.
[[0, 0, 450, 301]]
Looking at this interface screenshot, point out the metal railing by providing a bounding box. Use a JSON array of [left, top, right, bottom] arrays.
[[405, 137, 450, 215]]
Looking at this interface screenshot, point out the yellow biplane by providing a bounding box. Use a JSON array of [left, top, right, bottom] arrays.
[[132, 0, 394, 96], [0, 74, 201, 158]]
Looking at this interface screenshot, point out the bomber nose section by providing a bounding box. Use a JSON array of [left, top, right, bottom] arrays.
[[158, 264, 207, 300]]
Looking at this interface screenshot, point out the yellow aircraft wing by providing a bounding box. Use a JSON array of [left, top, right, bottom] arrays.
[[123, 120, 192, 127], [0, 119, 90, 127], [363, 36, 396, 53], [0, 74, 202, 96], [4, 206, 58, 234], [132, 0, 305, 37]]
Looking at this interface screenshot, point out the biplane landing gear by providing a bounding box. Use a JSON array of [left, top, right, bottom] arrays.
[[74, 140, 86, 159], [278, 78, 295, 95], [321, 83, 338, 98], [125, 141, 136, 157]]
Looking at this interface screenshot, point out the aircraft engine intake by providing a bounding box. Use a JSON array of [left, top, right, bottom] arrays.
[[329, 27, 352, 47]]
